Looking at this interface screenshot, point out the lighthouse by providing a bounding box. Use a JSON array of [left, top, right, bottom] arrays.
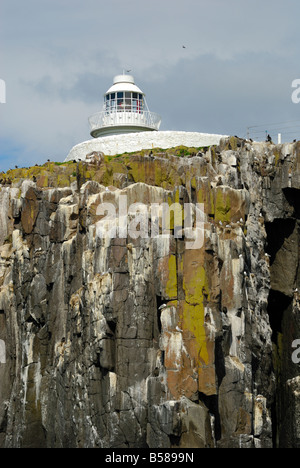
[[88, 74, 162, 138], [65, 73, 227, 162]]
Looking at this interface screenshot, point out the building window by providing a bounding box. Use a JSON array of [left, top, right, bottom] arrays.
[[125, 92, 131, 110], [104, 91, 144, 113], [137, 94, 143, 113]]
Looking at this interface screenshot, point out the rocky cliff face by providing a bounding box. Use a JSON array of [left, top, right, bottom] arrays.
[[0, 137, 299, 448]]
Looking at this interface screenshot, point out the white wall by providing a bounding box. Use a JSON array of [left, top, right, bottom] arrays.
[[65, 131, 228, 162]]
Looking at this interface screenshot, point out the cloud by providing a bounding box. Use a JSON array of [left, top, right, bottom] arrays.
[[1, 0, 300, 171]]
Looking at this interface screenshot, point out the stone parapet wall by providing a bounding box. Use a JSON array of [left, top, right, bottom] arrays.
[[65, 130, 227, 161]]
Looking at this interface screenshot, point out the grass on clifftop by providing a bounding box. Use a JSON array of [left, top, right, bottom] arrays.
[[0, 146, 208, 190]]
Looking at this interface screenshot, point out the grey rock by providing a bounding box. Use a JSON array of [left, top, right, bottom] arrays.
[[0, 137, 299, 447]]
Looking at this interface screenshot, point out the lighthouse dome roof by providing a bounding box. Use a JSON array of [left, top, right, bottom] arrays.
[[105, 74, 144, 95]]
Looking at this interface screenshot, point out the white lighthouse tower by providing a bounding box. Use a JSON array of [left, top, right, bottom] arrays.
[[88, 74, 161, 138], [65, 73, 227, 162]]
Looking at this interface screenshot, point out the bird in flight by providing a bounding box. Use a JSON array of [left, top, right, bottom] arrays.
[[182, 45, 186, 48]]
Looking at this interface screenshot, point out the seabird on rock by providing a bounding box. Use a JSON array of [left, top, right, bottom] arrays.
[[158, 303, 167, 310]]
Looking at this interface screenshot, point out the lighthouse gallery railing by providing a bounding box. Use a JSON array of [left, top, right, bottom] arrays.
[[89, 109, 162, 133]]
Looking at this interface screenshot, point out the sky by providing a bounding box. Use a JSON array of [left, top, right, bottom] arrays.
[[1, 0, 300, 171]]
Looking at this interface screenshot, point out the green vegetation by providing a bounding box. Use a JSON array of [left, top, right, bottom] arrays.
[[0, 145, 212, 190]]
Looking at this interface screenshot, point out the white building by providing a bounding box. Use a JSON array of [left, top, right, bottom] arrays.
[[65, 74, 227, 162], [88, 74, 161, 138]]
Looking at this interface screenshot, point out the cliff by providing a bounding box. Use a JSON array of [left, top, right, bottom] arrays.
[[0, 136, 299, 448]]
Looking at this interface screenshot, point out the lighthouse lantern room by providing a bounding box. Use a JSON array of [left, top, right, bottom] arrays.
[[88, 74, 161, 138]]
